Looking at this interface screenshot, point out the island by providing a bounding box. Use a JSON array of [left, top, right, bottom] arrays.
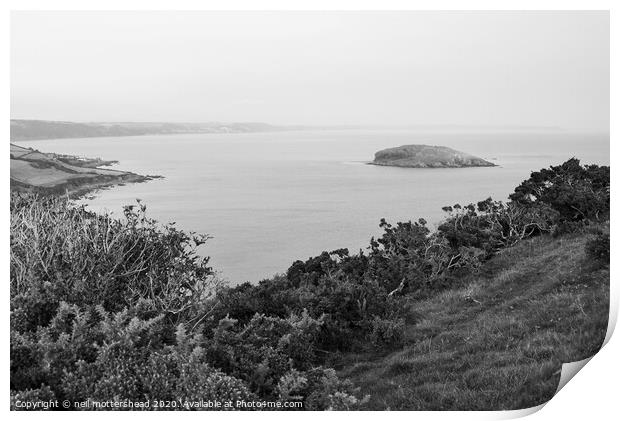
[[10, 143, 159, 197], [370, 144, 496, 168]]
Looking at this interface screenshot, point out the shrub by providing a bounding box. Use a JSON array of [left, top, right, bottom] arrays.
[[367, 217, 487, 295], [510, 158, 610, 222], [213, 249, 402, 353], [11, 303, 306, 409], [367, 218, 433, 292], [204, 311, 328, 397], [10, 195, 362, 410], [368, 316, 406, 348], [439, 198, 558, 254], [10, 193, 221, 332], [586, 232, 610, 266], [10, 386, 56, 411], [277, 368, 364, 410], [213, 276, 296, 325]]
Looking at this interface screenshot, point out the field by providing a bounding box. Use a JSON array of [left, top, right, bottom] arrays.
[[10, 143, 154, 195]]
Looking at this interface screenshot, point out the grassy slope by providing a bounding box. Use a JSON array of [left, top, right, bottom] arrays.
[[10, 144, 154, 196], [340, 229, 609, 410]]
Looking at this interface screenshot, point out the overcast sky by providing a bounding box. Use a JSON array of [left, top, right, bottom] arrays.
[[11, 11, 609, 131]]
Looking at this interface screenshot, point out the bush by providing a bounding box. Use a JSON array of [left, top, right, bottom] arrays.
[[11, 300, 360, 410], [439, 198, 558, 254], [10, 193, 220, 332], [10, 194, 363, 410], [277, 368, 364, 410], [368, 316, 406, 348], [213, 248, 403, 353], [510, 158, 609, 222], [10, 386, 56, 411], [586, 232, 610, 266]]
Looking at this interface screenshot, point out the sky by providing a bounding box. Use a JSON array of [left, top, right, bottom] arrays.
[[11, 11, 609, 131]]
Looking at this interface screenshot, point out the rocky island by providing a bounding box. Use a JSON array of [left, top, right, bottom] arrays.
[[10, 143, 159, 197], [371, 144, 496, 168]]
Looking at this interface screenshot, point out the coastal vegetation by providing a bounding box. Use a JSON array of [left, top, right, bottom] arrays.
[[10, 158, 609, 410]]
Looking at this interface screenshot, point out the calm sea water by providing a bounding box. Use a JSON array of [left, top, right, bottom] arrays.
[[16, 129, 609, 284]]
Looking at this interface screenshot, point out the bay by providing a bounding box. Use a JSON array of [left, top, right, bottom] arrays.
[[16, 129, 609, 284]]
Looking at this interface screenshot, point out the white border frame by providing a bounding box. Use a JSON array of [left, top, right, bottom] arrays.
[[2, 2, 616, 420]]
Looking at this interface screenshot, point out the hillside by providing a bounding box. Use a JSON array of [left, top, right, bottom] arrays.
[[340, 229, 609, 410], [10, 143, 156, 196], [10, 119, 295, 141], [372, 144, 496, 168]]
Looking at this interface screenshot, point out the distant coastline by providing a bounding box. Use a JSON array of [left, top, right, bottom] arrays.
[[10, 119, 306, 141], [10, 119, 569, 142]]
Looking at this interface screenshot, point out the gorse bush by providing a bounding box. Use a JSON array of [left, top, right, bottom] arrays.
[[368, 316, 406, 348], [277, 368, 364, 410], [10, 194, 360, 410], [10, 193, 219, 332], [510, 158, 610, 222], [585, 231, 610, 266], [10, 158, 610, 410], [12, 302, 256, 408], [438, 198, 558, 254], [215, 259, 403, 352], [11, 298, 360, 410], [367, 217, 486, 294]]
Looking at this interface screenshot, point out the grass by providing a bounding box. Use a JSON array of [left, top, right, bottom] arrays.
[[339, 229, 609, 410]]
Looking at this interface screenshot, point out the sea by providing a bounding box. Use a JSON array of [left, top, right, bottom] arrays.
[[15, 129, 609, 284]]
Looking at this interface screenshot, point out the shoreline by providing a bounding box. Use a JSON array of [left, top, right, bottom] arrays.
[[367, 161, 498, 168], [10, 143, 161, 198]]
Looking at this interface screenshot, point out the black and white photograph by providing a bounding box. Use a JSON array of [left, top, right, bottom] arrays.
[[7, 4, 614, 414]]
